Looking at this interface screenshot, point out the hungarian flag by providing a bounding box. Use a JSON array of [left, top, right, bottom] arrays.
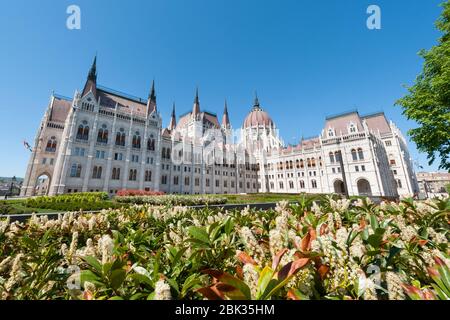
[[23, 140, 32, 152]]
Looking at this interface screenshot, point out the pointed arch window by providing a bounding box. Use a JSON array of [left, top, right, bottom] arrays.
[[349, 123, 357, 133], [145, 170, 152, 182], [329, 152, 335, 163], [328, 128, 335, 137], [357, 148, 364, 160], [97, 125, 108, 144], [46, 137, 57, 152], [115, 128, 126, 146], [132, 131, 141, 149], [128, 169, 137, 181], [77, 121, 89, 140], [92, 166, 102, 179], [351, 149, 358, 161], [147, 134, 156, 151]]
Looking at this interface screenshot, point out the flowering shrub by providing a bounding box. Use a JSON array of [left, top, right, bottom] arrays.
[[0, 195, 448, 300], [116, 190, 165, 197], [115, 195, 228, 206]]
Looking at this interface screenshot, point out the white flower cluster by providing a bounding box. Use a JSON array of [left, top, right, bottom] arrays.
[[154, 279, 172, 300]]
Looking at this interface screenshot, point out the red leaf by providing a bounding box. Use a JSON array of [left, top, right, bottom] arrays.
[[287, 289, 301, 300], [320, 224, 328, 235], [318, 265, 329, 280], [236, 265, 244, 279], [196, 285, 225, 300], [272, 248, 289, 270], [236, 251, 257, 266], [300, 232, 311, 252], [278, 258, 309, 281]]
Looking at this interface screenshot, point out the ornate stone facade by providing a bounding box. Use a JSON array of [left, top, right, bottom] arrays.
[[21, 58, 419, 198]]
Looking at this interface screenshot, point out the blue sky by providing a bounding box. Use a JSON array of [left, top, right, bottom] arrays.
[[0, 0, 446, 177]]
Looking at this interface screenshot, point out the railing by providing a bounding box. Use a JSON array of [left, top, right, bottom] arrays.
[[47, 122, 65, 130]]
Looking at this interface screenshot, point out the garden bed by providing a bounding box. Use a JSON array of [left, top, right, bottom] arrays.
[[0, 196, 448, 300]]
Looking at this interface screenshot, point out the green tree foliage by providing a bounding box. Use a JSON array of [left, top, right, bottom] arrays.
[[396, 1, 450, 170]]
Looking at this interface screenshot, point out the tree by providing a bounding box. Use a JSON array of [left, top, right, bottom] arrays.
[[396, 1, 450, 171]]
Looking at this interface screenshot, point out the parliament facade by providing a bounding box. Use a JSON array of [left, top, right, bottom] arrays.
[[21, 58, 419, 198]]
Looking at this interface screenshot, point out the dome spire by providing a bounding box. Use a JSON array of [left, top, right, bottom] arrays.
[[253, 91, 261, 110]]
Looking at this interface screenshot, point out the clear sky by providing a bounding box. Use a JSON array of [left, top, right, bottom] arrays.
[[0, 0, 446, 177]]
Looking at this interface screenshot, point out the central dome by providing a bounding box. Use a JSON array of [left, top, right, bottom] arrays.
[[243, 97, 274, 128]]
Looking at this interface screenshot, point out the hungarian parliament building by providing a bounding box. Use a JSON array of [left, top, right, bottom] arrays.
[[21, 58, 419, 198]]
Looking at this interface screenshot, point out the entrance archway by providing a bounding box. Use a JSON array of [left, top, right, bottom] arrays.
[[34, 173, 51, 196], [333, 179, 346, 195], [357, 179, 372, 196]]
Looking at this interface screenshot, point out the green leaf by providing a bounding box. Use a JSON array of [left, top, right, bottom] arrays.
[[369, 214, 379, 230], [110, 269, 126, 290], [82, 256, 103, 275], [256, 266, 274, 299], [188, 226, 210, 244]]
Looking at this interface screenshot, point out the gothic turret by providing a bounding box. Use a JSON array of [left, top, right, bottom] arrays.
[[222, 100, 231, 129], [192, 88, 200, 120], [147, 80, 157, 116], [82, 56, 97, 98], [168, 103, 177, 131]]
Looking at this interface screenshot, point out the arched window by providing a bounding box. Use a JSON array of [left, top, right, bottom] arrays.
[[129, 169, 137, 181], [329, 152, 335, 163], [145, 170, 152, 182], [351, 149, 358, 161], [335, 151, 341, 163], [311, 179, 317, 189], [328, 128, 334, 137], [166, 148, 171, 160], [97, 125, 108, 144], [77, 121, 89, 140], [295, 159, 300, 169], [349, 123, 357, 133], [299, 180, 305, 189], [147, 134, 155, 151], [92, 166, 102, 179], [289, 160, 293, 169], [357, 148, 364, 160], [115, 128, 126, 146], [162, 147, 166, 159], [46, 137, 57, 152], [132, 131, 141, 149], [311, 158, 316, 167]]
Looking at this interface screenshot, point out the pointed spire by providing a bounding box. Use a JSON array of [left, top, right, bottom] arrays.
[[253, 91, 261, 109], [88, 55, 97, 81], [146, 80, 157, 116], [82, 55, 98, 97], [168, 102, 177, 131], [192, 87, 200, 119], [222, 99, 230, 128], [194, 87, 200, 103], [149, 80, 156, 102]]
